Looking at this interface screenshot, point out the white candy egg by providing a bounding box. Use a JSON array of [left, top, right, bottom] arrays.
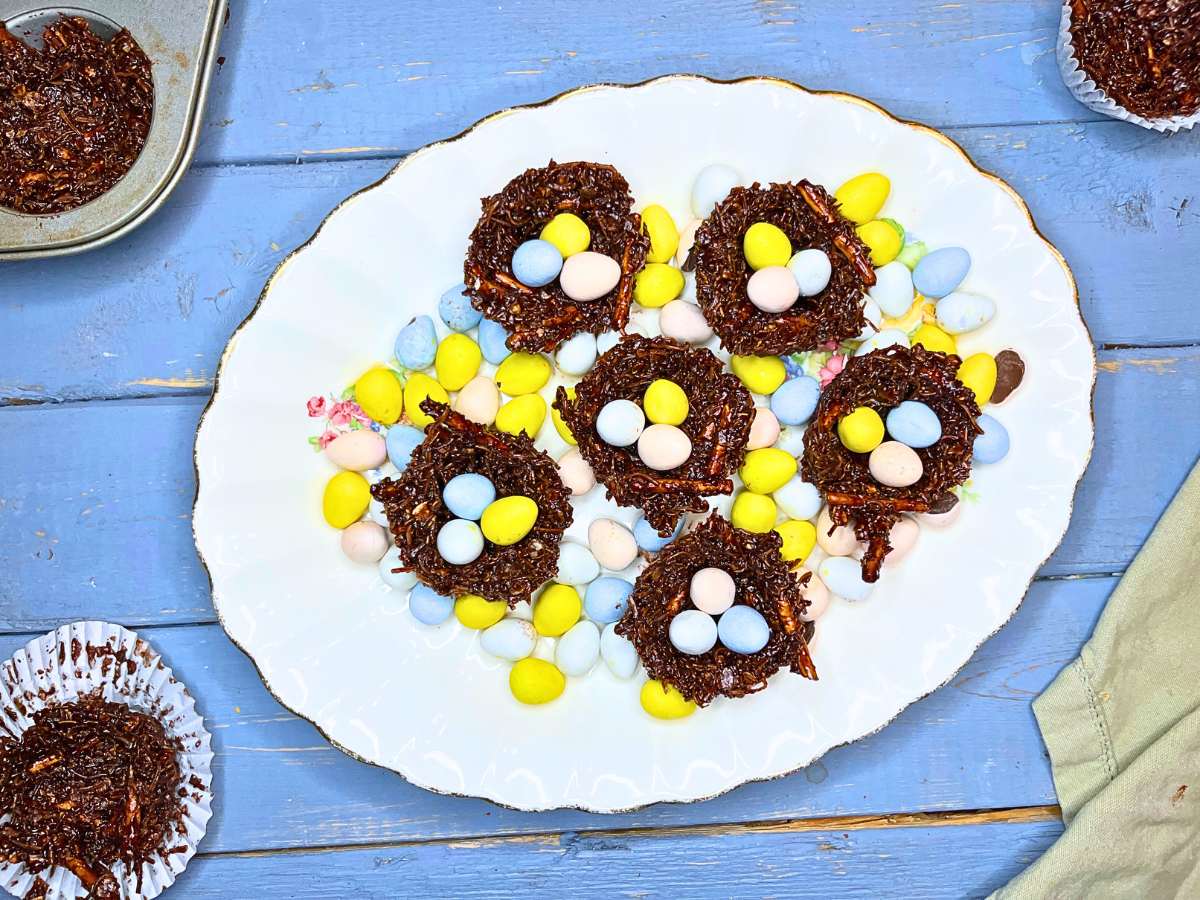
[[378, 546, 417, 590], [855, 327, 910, 356], [588, 518, 639, 571], [689, 567, 737, 615], [557, 448, 596, 496], [453, 375, 501, 426], [856, 296, 883, 342], [691, 164, 741, 218], [659, 299, 714, 344], [868, 441, 924, 487], [480, 618, 537, 661], [557, 542, 601, 585], [601, 623, 639, 678], [555, 620, 601, 676]]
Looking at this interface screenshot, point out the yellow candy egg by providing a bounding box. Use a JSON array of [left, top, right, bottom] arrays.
[[739, 447, 798, 494], [403, 372, 449, 428], [510, 658, 566, 705], [775, 519, 817, 563], [353, 368, 404, 425], [958, 353, 997, 406], [434, 333, 482, 392], [552, 387, 577, 445], [495, 352, 551, 396], [743, 222, 792, 270], [540, 213, 590, 258], [643, 379, 689, 425], [455, 594, 508, 630], [640, 680, 696, 720], [835, 172, 891, 225], [533, 583, 582, 637], [495, 394, 547, 438], [633, 263, 685, 308], [856, 220, 903, 266], [731, 491, 778, 533], [730, 354, 787, 395], [480, 495, 539, 546], [911, 323, 957, 356], [881, 298, 926, 334], [322, 470, 370, 528], [837, 406, 885, 453], [641, 204, 680, 264]]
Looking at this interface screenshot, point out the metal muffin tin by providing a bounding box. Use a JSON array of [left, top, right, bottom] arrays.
[[0, 0, 228, 260]]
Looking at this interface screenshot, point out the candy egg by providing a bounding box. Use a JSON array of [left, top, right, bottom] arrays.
[[557, 542, 601, 586], [743, 222, 792, 270], [634, 262, 685, 308], [438, 282, 483, 331], [670, 609, 719, 655], [385, 423, 424, 471], [973, 414, 1010, 464], [394, 315, 437, 370], [886, 400, 942, 449], [913, 246, 971, 299], [442, 473, 496, 520], [555, 331, 598, 376], [435, 333, 483, 392], [556, 621, 601, 676], [819, 556, 873, 602], [659, 299, 714, 344], [641, 679, 696, 719], [991, 350, 1026, 404], [770, 375, 820, 426], [641, 204, 680, 263], [868, 441, 924, 487], [786, 248, 832, 297], [739, 447, 797, 494], [588, 518, 638, 571], [897, 238, 929, 271], [868, 261, 915, 318], [746, 265, 800, 313], [560, 251, 621, 302], [775, 425, 806, 456], [481, 618, 537, 661], [690, 567, 736, 615], [856, 219, 903, 266], [326, 429, 388, 471], [834, 172, 890, 225], [557, 448, 596, 495], [676, 219, 701, 267], [495, 352, 551, 395], [855, 327, 910, 357], [837, 406, 885, 453], [511, 239, 563, 288], [453, 375, 500, 426], [922, 493, 961, 529], [454, 594, 507, 630], [368, 495, 389, 527], [596, 398, 646, 447], [436, 518, 484, 565], [730, 354, 787, 395], [540, 212, 590, 257], [495, 394, 547, 438], [816, 506, 859, 556], [731, 491, 777, 533], [322, 471, 371, 528], [585, 576, 635, 624], [911, 323, 957, 356], [958, 353, 997, 406], [775, 475, 821, 521], [353, 368, 405, 425], [856, 296, 883, 342], [637, 423, 693, 471], [480, 495, 539, 545], [409, 584, 454, 625], [886, 516, 921, 563], [378, 546, 417, 591], [691, 164, 741, 218], [718, 605, 771, 654], [533, 583, 582, 637], [936, 291, 995, 334], [633, 515, 683, 553], [340, 521, 389, 563], [478, 317, 513, 365], [748, 407, 781, 450], [402, 373, 449, 428], [601, 623, 639, 679], [775, 519, 817, 563], [552, 387, 577, 445], [509, 658, 566, 704], [643, 379, 689, 426], [797, 568, 831, 622]]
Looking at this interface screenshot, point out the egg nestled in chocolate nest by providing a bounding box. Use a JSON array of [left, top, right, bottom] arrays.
[[371, 400, 572, 607]]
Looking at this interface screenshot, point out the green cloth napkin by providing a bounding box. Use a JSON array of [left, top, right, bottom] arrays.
[[993, 459, 1200, 898]]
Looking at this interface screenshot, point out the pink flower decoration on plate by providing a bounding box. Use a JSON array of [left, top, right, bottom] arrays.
[[328, 400, 370, 427], [821, 340, 840, 351], [317, 430, 339, 449], [306, 396, 327, 417], [818, 354, 847, 388]]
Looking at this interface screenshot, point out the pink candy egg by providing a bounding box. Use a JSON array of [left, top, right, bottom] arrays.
[[796, 567, 830, 622], [747, 407, 781, 450], [746, 265, 800, 313], [637, 423, 692, 471], [325, 429, 387, 471], [690, 567, 736, 615], [341, 520, 389, 563]]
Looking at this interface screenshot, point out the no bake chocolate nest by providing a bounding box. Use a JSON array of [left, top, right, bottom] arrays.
[[553, 335, 754, 535], [692, 180, 876, 356], [617, 514, 817, 706], [464, 160, 650, 353], [802, 345, 981, 583], [372, 400, 572, 606]]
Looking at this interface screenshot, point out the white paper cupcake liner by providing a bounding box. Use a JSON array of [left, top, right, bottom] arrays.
[[1056, 2, 1199, 133], [0, 622, 214, 900]]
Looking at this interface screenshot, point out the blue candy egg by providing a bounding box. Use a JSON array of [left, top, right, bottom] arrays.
[[717, 605, 770, 654], [478, 317, 512, 365], [442, 472, 496, 520], [973, 414, 1010, 464], [438, 282, 482, 332], [633, 515, 682, 552], [385, 424, 424, 470], [669, 609, 718, 655], [774, 476, 821, 521], [512, 239, 563, 288], [394, 315, 437, 369], [436, 518, 484, 565], [596, 399, 646, 447], [913, 246, 971, 299], [600, 623, 639, 678], [770, 375, 820, 426], [585, 576, 634, 624], [886, 400, 943, 449], [409, 584, 453, 625]]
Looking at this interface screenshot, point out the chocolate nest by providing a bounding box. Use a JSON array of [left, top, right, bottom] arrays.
[[801, 345, 982, 583], [553, 335, 754, 535], [617, 513, 817, 706], [371, 400, 572, 607], [463, 160, 650, 353], [692, 180, 876, 356]]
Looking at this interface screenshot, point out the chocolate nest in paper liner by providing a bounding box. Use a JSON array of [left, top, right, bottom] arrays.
[[692, 180, 876, 356], [371, 400, 572, 607], [616, 514, 817, 706], [801, 345, 981, 583], [553, 335, 754, 535], [464, 160, 651, 353]]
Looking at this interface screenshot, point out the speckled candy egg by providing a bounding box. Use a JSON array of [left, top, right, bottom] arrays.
[[659, 299, 713, 344], [797, 567, 831, 622], [913, 246, 971, 299], [770, 375, 820, 426], [557, 448, 596, 496], [818, 556, 873, 602], [453, 375, 501, 426], [885, 400, 942, 449], [340, 520, 389, 564], [442, 472, 497, 521], [868, 441, 924, 487], [409, 584, 454, 625], [936, 291, 995, 335], [585, 576, 635, 624], [690, 567, 736, 615], [436, 518, 484, 565], [774, 475, 821, 521], [555, 331, 598, 376], [717, 605, 770, 655], [394, 315, 437, 370], [557, 542, 601, 586], [588, 518, 638, 571], [868, 261, 915, 317], [691, 164, 741, 218], [325, 429, 388, 472], [556, 621, 601, 676], [596, 399, 646, 447], [973, 414, 1010, 464], [480, 618, 537, 661], [637, 424, 692, 471], [385, 424, 424, 471], [438, 282, 483, 331], [559, 251, 621, 302], [601, 623, 639, 679], [816, 506, 859, 556], [511, 238, 563, 288], [478, 317, 512, 365], [633, 515, 682, 553], [788, 248, 832, 297], [670, 609, 718, 655], [746, 265, 799, 313], [747, 407, 781, 450]]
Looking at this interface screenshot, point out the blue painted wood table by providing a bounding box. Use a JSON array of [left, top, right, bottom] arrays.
[[2, 2, 1199, 896]]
